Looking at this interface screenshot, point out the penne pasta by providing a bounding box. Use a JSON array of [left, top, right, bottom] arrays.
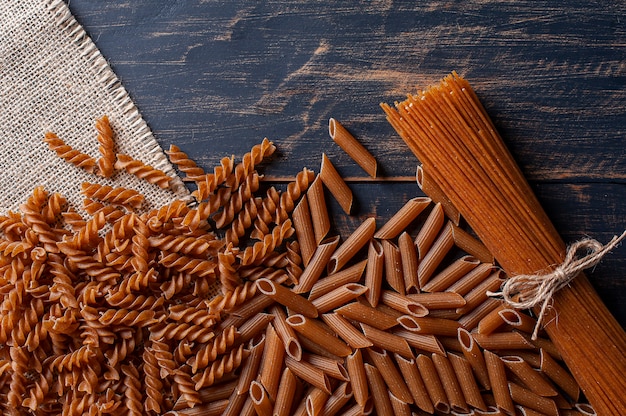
[[499, 309, 537, 335], [250, 380, 274, 416], [458, 328, 491, 390], [508, 382, 559, 416], [293, 235, 341, 294], [397, 315, 461, 337], [374, 197, 431, 240], [309, 259, 367, 300], [398, 231, 420, 293], [364, 363, 395, 416], [360, 323, 413, 358], [500, 355, 558, 397], [447, 263, 498, 296], [392, 329, 446, 355], [257, 278, 318, 318], [306, 387, 330, 416], [431, 352, 469, 414], [307, 175, 331, 245], [417, 221, 455, 288], [222, 388, 248, 416], [260, 323, 285, 400], [286, 314, 352, 357], [334, 301, 398, 330], [366, 347, 413, 404], [394, 354, 435, 414], [231, 293, 275, 319], [389, 392, 412, 416], [416, 354, 450, 414], [319, 153, 353, 215], [346, 349, 369, 408], [303, 353, 349, 381], [484, 350, 516, 416], [407, 291, 467, 309], [236, 312, 275, 345], [364, 239, 384, 307], [328, 217, 376, 274], [236, 334, 266, 396], [320, 382, 353, 416], [448, 353, 488, 411], [458, 298, 502, 331], [422, 255, 481, 293], [170, 399, 230, 415], [415, 165, 461, 225], [273, 367, 298, 416], [476, 304, 508, 335], [321, 312, 372, 349], [285, 356, 331, 394], [381, 239, 405, 295], [414, 201, 445, 260], [328, 118, 377, 178], [456, 271, 505, 315], [312, 283, 368, 314], [473, 331, 536, 351], [450, 223, 494, 264], [540, 349, 580, 402], [269, 305, 303, 361], [292, 195, 316, 267], [381, 290, 428, 317]]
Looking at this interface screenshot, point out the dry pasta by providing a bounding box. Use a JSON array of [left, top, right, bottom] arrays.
[[328, 117, 377, 178], [319, 153, 353, 215], [374, 197, 431, 240], [328, 217, 376, 274], [307, 175, 331, 245]]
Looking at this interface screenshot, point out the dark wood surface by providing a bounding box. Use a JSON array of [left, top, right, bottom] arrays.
[[67, 1, 626, 326]]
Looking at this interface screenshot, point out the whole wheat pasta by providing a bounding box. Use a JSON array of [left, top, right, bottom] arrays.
[[416, 354, 451, 413], [500, 355, 557, 397], [319, 153, 353, 215], [473, 332, 535, 351], [303, 353, 349, 381], [320, 381, 352, 416], [364, 239, 384, 307], [431, 352, 469, 413], [408, 292, 467, 310], [231, 293, 275, 319], [233, 312, 274, 345], [392, 329, 445, 355], [328, 217, 376, 274], [250, 380, 274, 416], [285, 314, 352, 357], [321, 312, 373, 349], [259, 324, 285, 400], [498, 309, 537, 335], [166, 144, 206, 182], [235, 334, 266, 397], [292, 195, 316, 267], [477, 304, 508, 335], [257, 278, 318, 318], [328, 118, 377, 178], [458, 298, 503, 331], [346, 348, 369, 408], [530, 336, 561, 360], [413, 201, 445, 260], [508, 382, 559, 416], [273, 367, 298, 416], [366, 347, 413, 404], [115, 154, 172, 189], [458, 328, 491, 390], [540, 349, 580, 402], [380, 290, 428, 317], [293, 235, 340, 294], [394, 353, 435, 413], [334, 301, 398, 330], [308, 259, 367, 300], [364, 363, 395, 416], [389, 392, 413, 416], [44, 132, 97, 173], [573, 403, 597, 416], [381, 239, 405, 295], [415, 165, 461, 225], [417, 221, 455, 287], [311, 283, 368, 314], [305, 387, 330, 416], [269, 305, 303, 361], [285, 356, 332, 394], [360, 323, 413, 358], [483, 350, 516, 416], [397, 231, 419, 294], [94, 115, 116, 178], [397, 315, 460, 337], [307, 175, 331, 245], [456, 271, 505, 315], [422, 255, 481, 293], [448, 353, 488, 411], [374, 197, 431, 240], [447, 263, 498, 297], [81, 182, 144, 210], [450, 223, 494, 264]]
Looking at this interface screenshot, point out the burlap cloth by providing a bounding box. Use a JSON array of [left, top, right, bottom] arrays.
[[0, 0, 190, 214]]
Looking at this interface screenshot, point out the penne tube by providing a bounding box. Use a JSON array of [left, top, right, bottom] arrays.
[[414, 201, 445, 260], [484, 350, 516, 416], [473, 331, 536, 351], [364, 239, 384, 307], [458, 328, 491, 390], [394, 354, 435, 413], [257, 278, 318, 318], [273, 367, 298, 416], [319, 153, 352, 215], [222, 388, 248, 416], [334, 301, 398, 330], [236, 334, 266, 395], [309, 259, 367, 300], [392, 329, 445, 355], [286, 314, 352, 357], [499, 309, 537, 335], [415, 165, 461, 225], [448, 353, 488, 411], [508, 382, 559, 416], [328, 217, 376, 274], [346, 349, 369, 408], [431, 352, 469, 414], [366, 347, 414, 404], [171, 400, 230, 416], [447, 262, 497, 296], [477, 304, 508, 335], [321, 312, 373, 349], [438, 335, 463, 354], [360, 323, 413, 358], [285, 355, 331, 394], [458, 297, 502, 331], [250, 380, 274, 416], [237, 312, 275, 345], [320, 382, 353, 416], [398, 231, 419, 293], [417, 221, 455, 287], [416, 354, 450, 414], [328, 118, 377, 178], [303, 353, 349, 381], [306, 387, 330, 416], [450, 222, 494, 264], [407, 291, 467, 309], [293, 235, 341, 294], [307, 175, 331, 245], [474, 406, 506, 416], [260, 324, 285, 400], [516, 405, 551, 416], [298, 336, 343, 361], [381, 239, 405, 295], [231, 293, 275, 319], [269, 305, 303, 361], [381, 290, 429, 317], [427, 308, 463, 320], [500, 355, 558, 397], [540, 349, 580, 402], [240, 396, 257, 416], [312, 283, 368, 314], [364, 363, 394, 416], [374, 197, 431, 240], [389, 392, 412, 416], [422, 255, 481, 293], [456, 271, 505, 315], [531, 336, 561, 361], [397, 315, 460, 337], [292, 195, 316, 267], [574, 403, 597, 416]]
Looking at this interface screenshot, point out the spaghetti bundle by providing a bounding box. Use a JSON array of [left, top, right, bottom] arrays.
[[382, 72, 626, 415]]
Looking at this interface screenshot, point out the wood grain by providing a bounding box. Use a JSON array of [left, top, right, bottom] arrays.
[[67, 0, 626, 326]]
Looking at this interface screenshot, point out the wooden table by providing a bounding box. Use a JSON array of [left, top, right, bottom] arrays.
[[68, 1, 626, 327]]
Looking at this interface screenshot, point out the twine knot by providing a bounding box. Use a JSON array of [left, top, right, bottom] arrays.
[[489, 230, 626, 340]]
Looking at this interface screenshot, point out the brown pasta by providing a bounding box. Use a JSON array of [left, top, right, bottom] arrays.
[[115, 153, 172, 189], [307, 175, 331, 245], [95, 115, 116, 178], [328, 217, 376, 274], [81, 181, 144, 210], [366, 347, 413, 403], [328, 118, 377, 178], [319, 153, 353, 215], [293, 235, 340, 294], [308, 259, 367, 300], [292, 195, 316, 267], [44, 131, 97, 173]]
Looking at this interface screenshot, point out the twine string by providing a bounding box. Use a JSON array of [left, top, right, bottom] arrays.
[[488, 230, 626, 340]]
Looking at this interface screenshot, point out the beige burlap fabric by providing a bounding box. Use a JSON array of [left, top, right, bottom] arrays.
[[0, 0, 190, 214]]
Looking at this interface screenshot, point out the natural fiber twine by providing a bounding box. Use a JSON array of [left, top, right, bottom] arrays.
[[0, 0, 190, 215]]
